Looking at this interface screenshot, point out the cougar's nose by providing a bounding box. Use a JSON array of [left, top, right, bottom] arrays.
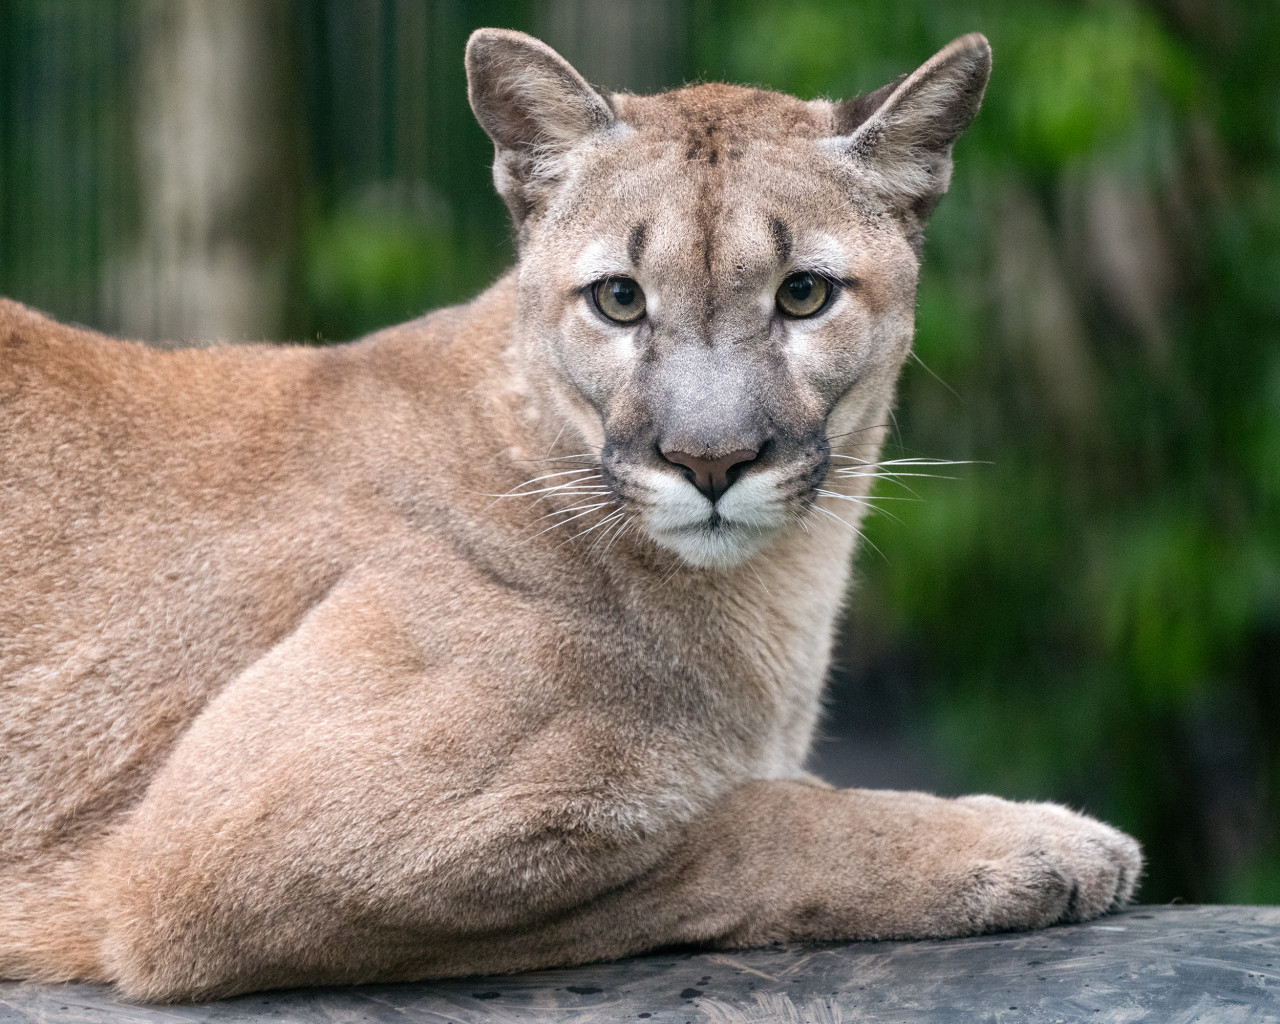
[[661, 447, 759, 503]]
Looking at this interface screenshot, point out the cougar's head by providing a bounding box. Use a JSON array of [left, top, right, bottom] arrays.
[[466, 29, 990, 567]]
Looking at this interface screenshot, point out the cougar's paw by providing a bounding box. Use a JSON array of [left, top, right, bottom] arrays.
[[952, 796, 1142, 934]]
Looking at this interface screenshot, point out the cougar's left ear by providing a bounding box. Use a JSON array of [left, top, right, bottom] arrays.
[[832, 34, 991, 244], [466, 28, 617, 233]]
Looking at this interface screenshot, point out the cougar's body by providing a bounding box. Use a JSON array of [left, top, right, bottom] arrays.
[[0, 30, 1140, 1002]]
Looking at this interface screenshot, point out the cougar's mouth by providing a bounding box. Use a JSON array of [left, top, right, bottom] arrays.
[[621, 464, 796, 567]]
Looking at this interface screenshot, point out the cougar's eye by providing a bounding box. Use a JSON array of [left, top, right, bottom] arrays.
[[593, 276, 647, 324], [776, 272, 831, 318]]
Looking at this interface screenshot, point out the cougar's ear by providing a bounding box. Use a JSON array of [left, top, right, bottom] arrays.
[[833, 33, 991, 245], [466, 28, 617, 231]]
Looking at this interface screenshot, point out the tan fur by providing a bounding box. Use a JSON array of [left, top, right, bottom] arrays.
[[0, 30, 1140, 1002]]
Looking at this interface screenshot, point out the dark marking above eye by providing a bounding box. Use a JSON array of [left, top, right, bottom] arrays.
[[627, 221, 648, 267], [769, 217, 792, 264]]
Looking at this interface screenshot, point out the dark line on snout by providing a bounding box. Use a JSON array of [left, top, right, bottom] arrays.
[[769, 217, 792, 264], [627, 221, 648, 268]]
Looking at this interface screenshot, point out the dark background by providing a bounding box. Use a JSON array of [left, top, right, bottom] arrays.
[[2, 0, 1277, 905]]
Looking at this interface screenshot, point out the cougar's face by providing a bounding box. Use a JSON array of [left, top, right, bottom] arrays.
[[517, 88, 920, 568]]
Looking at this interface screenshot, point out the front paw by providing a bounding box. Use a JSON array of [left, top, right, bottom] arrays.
[[951, 796, 1142, 933]]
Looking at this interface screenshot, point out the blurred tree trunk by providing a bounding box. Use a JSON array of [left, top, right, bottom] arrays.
[[114, 0, 299, 346]]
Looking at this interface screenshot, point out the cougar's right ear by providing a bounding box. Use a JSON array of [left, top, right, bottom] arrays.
[[466, 28, 617, 232]]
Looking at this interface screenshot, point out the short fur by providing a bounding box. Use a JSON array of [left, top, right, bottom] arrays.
[[0, 30, 1140, 1002]]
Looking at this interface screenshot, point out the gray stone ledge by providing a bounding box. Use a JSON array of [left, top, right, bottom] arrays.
[[2, 905, 1277, 1022]]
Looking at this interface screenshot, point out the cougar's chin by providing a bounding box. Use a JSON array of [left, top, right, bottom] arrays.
[[632, 468, 792, 569], [647, 520, 777, 568]]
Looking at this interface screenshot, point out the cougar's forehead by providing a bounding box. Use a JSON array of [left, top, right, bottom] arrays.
[[544, 83, 903, 317], [613, 82, 835, 147]]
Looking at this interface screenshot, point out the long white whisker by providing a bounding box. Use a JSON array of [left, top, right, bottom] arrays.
[[824, 424, 892, 443], [833, 473, 925, 498], [574, 509, 626, 543], [585, 512, 627, 553], [874, 458, 980, 467], [512, 451, 599, 465], [834, 470, 959, 480], [530, 503, 611, 537], [909, 350, 961, 400], [524, 489, 611, 511], [600, 515, 632, 557], [832, 456, 978, 469], [818, 489, 916, 502], [816, 489, 905, 525], [809, 503, 887, 563], [531, 499, 613, 525], [542, 420, 570, 459], [517, 467, 598, 484], [489, 468, 597, 497], [491, 480, 602, 499], [745, 558, 772, 598]]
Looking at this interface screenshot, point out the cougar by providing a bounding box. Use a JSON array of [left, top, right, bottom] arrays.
[[0, 28, 1141, 1002]]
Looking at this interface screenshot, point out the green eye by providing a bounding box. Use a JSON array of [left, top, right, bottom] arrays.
[[776, 271, 831, 318], [593, 276, 647, 324]]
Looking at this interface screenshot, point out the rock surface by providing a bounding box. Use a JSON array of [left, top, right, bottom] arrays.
[[1, 905, 1277, 1022]]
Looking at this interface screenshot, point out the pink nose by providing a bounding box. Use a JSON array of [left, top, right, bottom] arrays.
[[661, 447, 759, 502]]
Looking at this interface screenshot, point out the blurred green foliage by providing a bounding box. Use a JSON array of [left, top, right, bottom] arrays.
[[1, 0, 1277, 904], [303, 189, 482, 340]]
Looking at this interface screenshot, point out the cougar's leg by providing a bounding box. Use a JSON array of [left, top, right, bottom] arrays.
[[539, 780, 1140, 950], [399, 779, 1142, 980], [91, 750, 1140, 1001]]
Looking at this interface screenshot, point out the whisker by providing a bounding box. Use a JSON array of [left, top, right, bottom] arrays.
[[909, 350, 961, 400], [537, 420, 571, 461], [817, 489, 916, 502], [513, 452, 600, 465], [600, 515, 632, 557], [531, 499, 613, 524], [584, 511, 627, 552], [745, 558, 772, 598], [485, 484, 607, 514], [489, 468, 597, 496], [521, 488, 602, 507], [528, 502, 613, 539], [833, 469, 959, 479], [809, 503, 888, 563], [489, 479, 602, 499], [816, 489, 906, 526], [830, 456, 978, 468], [832, 473, 926, 498], [823, 424, 892, 443], [574, 509, 626, 544], [876, 458, 981, 467], [517, 467, 598, 484]]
